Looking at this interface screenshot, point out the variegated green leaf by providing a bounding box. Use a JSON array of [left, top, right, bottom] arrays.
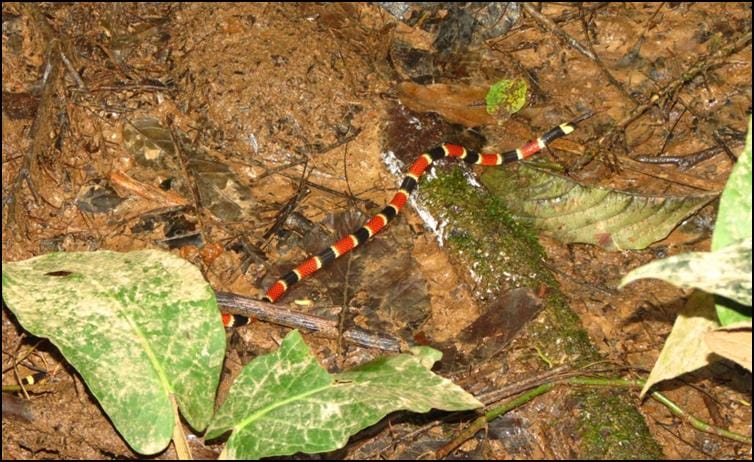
[[620, 237, 752, 305], [1, 250, 226, 454], [206, 330, 481, 460]]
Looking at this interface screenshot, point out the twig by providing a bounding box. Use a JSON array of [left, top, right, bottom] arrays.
[[616, 30, 750, 136], [436, 383, 555, 459], [260, 160, 311, 245], [619, 156, 725, 191], [215, 291, 404, 352], [256, 158, 308, 181], [362, 365, 573, 459], [712, 130, 739, 163], [634, 145, 725, 171], [85, 83, 172, 92], [522, 3, 596, 60], [170, 394, 192, 460], [540, 2, 610, 28], [337, 253, 354, 359], [436, 373, 751, 458], [171, 124, 211, 247], [290, 176, 377, 205], [658, 106, 687, 154], [574, 30, 752, 171], [337, 136, 359, 358], [4, 41, 62, 236], [578, 6, 638, 104], [256, 127, 362, 181], [618, 3, 666, 69], [544, 262, 619, 296], [342, 131, 357, 199], [473, 365, 573, 405], [491, 2, 610, 45], [59, 49, 86, 90], [109, 170, 191, 206]]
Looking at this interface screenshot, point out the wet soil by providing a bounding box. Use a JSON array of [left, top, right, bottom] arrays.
[[2, 3, 751, 460]]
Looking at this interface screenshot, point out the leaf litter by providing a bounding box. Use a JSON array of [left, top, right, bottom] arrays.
[[2, 2, 751, 459]]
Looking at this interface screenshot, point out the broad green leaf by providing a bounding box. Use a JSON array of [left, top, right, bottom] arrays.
[[625, 119, 751, 396], [620, 237, 752, 306], [486, 79, 527, 115], [1, 250, 226, 455], [640, 291, 718, 398], [713, 117, 752, 248], [206, 330, 482, 460], [483, 164, 716, 250], [712, 117, 752, 325]]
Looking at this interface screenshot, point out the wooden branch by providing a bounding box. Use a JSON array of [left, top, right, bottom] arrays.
[[215, 292, 405, 352]]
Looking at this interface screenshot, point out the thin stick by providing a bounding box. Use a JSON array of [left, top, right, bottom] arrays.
[[260, 159, 311, 244], [170, 394, 192, 460], [109, 170, 191, 207], [569, 377, 753, 444], [4, 33, 62, 234], [633, 145, 725, 170], [437, 374, 751, 458], [578, 6, 637, 104], [574, 30, 752, 171], [361, 365, 573, 460], [522, 3, 596, 60], [215, 291, 404, 352], [436, 383, 556, 459]]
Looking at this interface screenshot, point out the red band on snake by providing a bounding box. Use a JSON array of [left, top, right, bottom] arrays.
[[222, 115, 587, 327]]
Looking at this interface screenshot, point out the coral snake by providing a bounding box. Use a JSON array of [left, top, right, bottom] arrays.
[[222, 114, 589, 327]]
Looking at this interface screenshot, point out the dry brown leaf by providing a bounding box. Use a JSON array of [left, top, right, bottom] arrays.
[[397, 82, 495, 127], [705, 322, 752, 371], [394, 22, 434, 51], [640, 291, 718, 398], [109, 170, 190, 207]]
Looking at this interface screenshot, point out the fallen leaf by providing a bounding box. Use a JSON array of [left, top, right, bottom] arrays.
[[483, 164, 716, 250], [705, 321, 752, 371], [640, 291, 719, 398], [397, 82, 495, 127]]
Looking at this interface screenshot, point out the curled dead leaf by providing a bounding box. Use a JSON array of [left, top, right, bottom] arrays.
[[397, 82, 496, 127]]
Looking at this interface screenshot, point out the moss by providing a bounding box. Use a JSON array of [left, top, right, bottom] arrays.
[[422, 166, 552, 299], [531, 292, 602, 363], [416, 165, 661, 458], [575, 389, 663, 459]]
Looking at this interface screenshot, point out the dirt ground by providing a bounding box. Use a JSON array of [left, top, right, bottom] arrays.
[[2, 2, 751, 460]]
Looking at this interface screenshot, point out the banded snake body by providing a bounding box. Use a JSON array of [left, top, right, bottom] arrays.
[[223, 114, 588, 327]]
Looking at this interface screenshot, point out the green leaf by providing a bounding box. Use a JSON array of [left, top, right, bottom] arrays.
[[712, 117, 752, 325], [620, 237, 752, 306], [482, 164, 716, 250], [486, 79, 527, 116], [1, 250, 226, 455], [622, 118, 752, 396], [206, 330, 482, 460], [713, 117, 752, 248]]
